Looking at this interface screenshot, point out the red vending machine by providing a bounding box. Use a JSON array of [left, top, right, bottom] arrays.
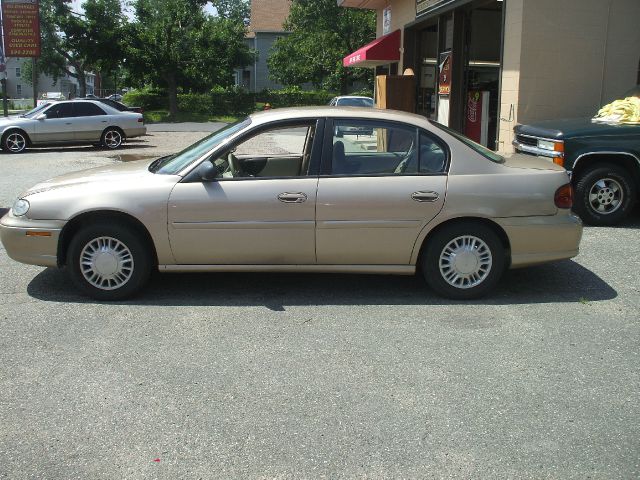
[[465, 90, 490, 147]]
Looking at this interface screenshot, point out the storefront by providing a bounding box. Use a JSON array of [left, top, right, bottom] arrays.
[[340, 0, 640, 153]]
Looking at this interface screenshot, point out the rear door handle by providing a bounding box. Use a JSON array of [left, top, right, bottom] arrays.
[[278, 192, 307, 203], [411, 191, 440, 202]]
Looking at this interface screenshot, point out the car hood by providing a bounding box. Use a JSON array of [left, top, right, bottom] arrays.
[[515, 117, 639, 139], [22, 159, 160, 196]]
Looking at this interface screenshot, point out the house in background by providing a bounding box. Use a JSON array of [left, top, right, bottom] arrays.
[[236, 0, 291, 92], [4, 57, 96, 102]]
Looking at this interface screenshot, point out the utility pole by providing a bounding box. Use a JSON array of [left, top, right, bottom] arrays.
[[32, 57, 36, 107]]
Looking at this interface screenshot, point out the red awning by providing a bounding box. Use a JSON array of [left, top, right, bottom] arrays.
[[343, 29, 401, 68]]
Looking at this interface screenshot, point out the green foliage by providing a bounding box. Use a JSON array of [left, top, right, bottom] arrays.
[[37, 0, 125, 96], [257, 87, 335, 108], [268, 0, 376, 93], [122, 87, 167, 110], [126, 0, 253, 115]]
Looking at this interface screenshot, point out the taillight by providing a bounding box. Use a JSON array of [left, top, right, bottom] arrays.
[[138, 117, 144, 123], [554, 183, 573, 209]]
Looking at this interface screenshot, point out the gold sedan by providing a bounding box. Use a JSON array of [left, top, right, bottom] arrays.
[[0, 107, 582, 300]]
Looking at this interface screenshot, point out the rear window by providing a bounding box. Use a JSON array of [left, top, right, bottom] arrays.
[[431, 122, 504, 164], [336, 97, 374, 107]]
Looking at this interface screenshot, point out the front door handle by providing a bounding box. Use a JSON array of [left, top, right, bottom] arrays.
[[411, 191, 440, 202], [278, 192, 307, 203]]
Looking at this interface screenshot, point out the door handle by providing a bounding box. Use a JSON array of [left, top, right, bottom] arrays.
[[278, 192, 307, 203], [411, 191, 440, 202]]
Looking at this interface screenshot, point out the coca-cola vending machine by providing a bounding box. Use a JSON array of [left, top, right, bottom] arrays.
[[465, 90, 490, 147]]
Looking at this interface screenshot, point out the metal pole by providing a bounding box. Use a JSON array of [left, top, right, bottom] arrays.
[[1, 73, 7, 117], [32, 57, 36, 107]]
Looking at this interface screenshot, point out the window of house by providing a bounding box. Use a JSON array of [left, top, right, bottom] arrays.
[[16, 84, 22, 96], [15, 67, 21, 78]]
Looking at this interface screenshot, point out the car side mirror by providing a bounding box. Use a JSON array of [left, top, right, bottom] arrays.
[[197, 161, 219, 182], [36, 113, 47, 120]]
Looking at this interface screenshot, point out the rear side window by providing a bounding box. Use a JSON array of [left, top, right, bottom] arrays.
[[432, 121, 504, 164], [73, 102, 106, 117], [419, 132, 447, 173]]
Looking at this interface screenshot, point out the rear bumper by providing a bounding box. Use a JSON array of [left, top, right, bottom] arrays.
[[0, 213, 65, 267], [495, 213, 583, 268], [124, 126, 147, 138]]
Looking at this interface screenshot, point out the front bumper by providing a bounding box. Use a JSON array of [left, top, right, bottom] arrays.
[[495, 213, 583, 268], [0, 213, 65, 267], [512, 139, 563, 159]]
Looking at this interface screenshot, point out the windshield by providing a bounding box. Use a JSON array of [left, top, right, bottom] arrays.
[[153, 118, 251, 174], [21, 103, 51, 118], [431, 121, 504, 164], [337, 97, 374, 107]]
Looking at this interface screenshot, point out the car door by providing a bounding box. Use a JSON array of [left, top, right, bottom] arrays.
[[33, 102, 75, 143], [167, 119, 323, 265], [72, 102, 109, 141], [316, 119, 448, 265]]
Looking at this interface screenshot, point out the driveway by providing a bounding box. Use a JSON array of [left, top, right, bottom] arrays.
[[0, 124, 638, 478]]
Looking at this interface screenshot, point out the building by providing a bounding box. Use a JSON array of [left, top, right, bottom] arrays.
[[4, 57, 96, 103], [339, 0, 640, 153], [237, 0, 291, 92]]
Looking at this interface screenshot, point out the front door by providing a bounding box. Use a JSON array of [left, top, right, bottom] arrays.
[[316, 120, 448, 265], [33, 102, 75, 143], [168, 120, 322, 265]]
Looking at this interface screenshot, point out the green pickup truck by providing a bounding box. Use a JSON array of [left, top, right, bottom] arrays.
[[513, 90, 640, 226]]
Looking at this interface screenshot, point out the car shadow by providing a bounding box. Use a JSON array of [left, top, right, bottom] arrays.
[[25, 142, 155, 154], [27, 259, 616, 308]]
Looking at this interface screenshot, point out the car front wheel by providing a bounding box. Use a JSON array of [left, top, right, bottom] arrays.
[[2, 131, 28, 153], [421, 223, 505, 299], [573, 164, 636, 226], [67, 224, 152, 300]]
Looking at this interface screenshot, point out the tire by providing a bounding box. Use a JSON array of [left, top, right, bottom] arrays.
[[2, 130, 28, 153], [573, 163, 636, 226], [100, 127, 124, 149], [421, 223, 505, 300], [67, 223, 152, 300]]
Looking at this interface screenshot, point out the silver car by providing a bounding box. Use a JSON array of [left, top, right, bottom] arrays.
[[0, 100, 146, 153], [0, 107, 582, 300]]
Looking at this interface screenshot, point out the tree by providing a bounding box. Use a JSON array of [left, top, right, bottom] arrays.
[[267, 0, 376, 93], [127, 0, 253, 116], [36, 0, 125, 97]]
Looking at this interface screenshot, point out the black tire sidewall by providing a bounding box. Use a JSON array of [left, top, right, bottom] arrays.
[[67, 224, 151, 300], [574, 164, 636, 226], [421, 223, 505, 300], [101, 128, 124, 149], [2, 131, 27, 153]]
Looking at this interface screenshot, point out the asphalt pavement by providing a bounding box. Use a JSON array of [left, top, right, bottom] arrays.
[[0, 124, 638, 479]]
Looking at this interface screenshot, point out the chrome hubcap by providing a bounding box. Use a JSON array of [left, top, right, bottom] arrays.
[[589, 178, 622, 214], [80, 236, 134, 290], [6, 133, 26, 152], [439, 235, 492, 289], [104, 130, 122, 148]]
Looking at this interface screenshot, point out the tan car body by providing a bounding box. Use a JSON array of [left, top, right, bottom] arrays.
[[1, 107, 582, 278]]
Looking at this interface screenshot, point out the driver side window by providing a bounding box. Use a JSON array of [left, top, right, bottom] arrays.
[[331, 120, 418, 175], [213, 123, 315, 179]]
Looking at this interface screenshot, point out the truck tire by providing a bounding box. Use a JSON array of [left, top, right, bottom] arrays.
[[573, 163, 636, 226]]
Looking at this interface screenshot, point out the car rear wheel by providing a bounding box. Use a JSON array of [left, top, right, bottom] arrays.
[[2, 130, 28, 153], [421, 223, 505, 299], [67, 224, 152, 300], [574, 164, 635, 226], [100, 127, 124, 149]]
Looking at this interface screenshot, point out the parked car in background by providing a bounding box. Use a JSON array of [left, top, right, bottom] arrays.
[[0, 100, 146, 153], [0, 107, 582, 301], [107, 93, 123, 101], [513, 86, 640, 226], [82, 97, 143, 114], [329, 95, 375, 107]]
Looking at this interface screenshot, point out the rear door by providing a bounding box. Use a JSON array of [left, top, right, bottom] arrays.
[[72, 102, 109, 141], [316, 119, 448, 265]]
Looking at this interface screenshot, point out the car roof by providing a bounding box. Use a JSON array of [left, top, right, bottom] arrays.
[[334, 95, 373, 100], [249, 106, 430, 128]]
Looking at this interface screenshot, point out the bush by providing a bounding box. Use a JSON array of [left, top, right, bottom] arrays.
[[257, 87, 335, 108], [122, 87, 167, 110]]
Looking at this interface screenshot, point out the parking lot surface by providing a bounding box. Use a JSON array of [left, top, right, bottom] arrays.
[[0, 127, 638, 479]]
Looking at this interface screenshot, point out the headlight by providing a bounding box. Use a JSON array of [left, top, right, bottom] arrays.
[[537, 139, 556, 151], [11, 198, 30, 216]]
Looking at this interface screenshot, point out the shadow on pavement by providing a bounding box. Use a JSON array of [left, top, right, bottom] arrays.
[[23, 141, 154, 154], [27, 259, 616, 308]]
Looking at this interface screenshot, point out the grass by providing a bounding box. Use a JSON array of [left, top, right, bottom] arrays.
[[143, 109, 241, 124]]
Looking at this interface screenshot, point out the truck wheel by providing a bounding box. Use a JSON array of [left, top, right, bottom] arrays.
[[574, 164, 636, 226]]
